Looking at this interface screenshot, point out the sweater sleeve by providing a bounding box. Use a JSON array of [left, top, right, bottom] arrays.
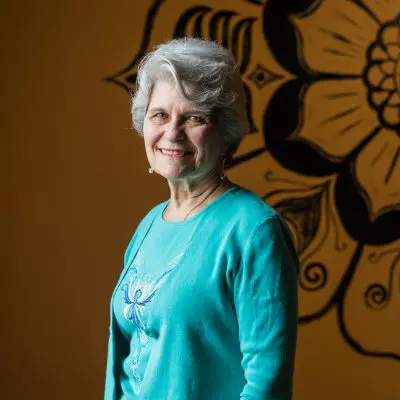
[[233, 216, 299, 400]]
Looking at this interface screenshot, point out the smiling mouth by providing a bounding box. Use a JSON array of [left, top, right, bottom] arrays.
[[158, 148, 192, 157]]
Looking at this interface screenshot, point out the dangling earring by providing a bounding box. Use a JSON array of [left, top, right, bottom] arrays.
[[148, 167, 154, 174], [220, 155, 226, 181]]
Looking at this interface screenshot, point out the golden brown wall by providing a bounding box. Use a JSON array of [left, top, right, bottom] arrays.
[[2, 0, 399, 399], [1, 1, 165, 398]]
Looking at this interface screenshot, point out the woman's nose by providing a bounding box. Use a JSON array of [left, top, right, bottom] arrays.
[[164, 119, 184, 141]]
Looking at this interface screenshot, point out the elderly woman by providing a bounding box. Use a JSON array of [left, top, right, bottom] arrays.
[[105, 37, 298, 400]]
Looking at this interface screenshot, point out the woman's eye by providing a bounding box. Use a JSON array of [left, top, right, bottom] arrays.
[[188, 115, 206, 124], [153, 112, 166, 119]]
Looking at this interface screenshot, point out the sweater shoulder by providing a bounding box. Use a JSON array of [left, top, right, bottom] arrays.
[[136, 201, 168, 232], [211, 186, 283, 244], [225, 187, 279, 224]]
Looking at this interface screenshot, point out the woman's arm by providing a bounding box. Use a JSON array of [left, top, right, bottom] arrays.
[[234, 216, 299, 400]]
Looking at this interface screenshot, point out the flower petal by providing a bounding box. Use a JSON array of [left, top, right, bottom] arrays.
[[293, 79, 379, 160], [382, 106, 400, 126], [381, 76, 396, 91], [370, 45, 388, 61], [228, 147, 330, 203], [371, 91, 390, 106], [354, 129, 400, 221], [387, 92, 400, 106], [341, 241, 400, 358], [291, 0, 377, 75], [361, 0, 400, 25], [292, 179, 358, 319], [386, 43, 400, 61], [380, 60, 396, 75], [366, 63, 385, 88], [237, 160, 359, 319], [107, 0, 261, 89], [382, 24, 399, 43]]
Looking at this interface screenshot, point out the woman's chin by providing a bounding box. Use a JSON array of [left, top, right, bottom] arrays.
[[156, 168, 191, 180]]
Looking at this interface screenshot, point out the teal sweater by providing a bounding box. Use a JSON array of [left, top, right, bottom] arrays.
[[105, 186, 298, 399]]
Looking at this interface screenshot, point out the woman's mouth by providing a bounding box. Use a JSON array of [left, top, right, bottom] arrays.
[[158, 148, 192, 158]]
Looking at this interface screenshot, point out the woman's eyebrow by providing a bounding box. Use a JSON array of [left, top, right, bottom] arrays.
[[147, 107, 211, 117], [147, 107, 166, 114], [181, 110, 212, 117]]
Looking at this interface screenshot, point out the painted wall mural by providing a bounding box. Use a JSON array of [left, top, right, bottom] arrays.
[[106, 0, 400, 361]]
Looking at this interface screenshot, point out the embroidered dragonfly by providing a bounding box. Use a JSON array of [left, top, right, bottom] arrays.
[[121, 267, 173, 359], [121, 249, 189, 391]]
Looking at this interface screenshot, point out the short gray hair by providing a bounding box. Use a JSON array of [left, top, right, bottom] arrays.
[[131, 37, 249, 157]]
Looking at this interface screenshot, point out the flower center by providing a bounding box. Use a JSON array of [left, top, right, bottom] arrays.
[[363, 16, 400, 130]]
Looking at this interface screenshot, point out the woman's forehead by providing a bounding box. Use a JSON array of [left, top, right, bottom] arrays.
[[149, 80, 181, 102], [148, 80, 209, 113]]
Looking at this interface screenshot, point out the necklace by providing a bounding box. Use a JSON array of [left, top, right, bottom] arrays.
[[183, 180, 223, 221]]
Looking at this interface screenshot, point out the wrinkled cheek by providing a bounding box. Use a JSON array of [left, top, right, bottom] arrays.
[[143, 131, 157, 159], [144, 143, 155, 164]]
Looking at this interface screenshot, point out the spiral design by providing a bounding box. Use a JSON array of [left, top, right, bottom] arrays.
[[300, 262, 328, 291], [364, 283, 389, 310]]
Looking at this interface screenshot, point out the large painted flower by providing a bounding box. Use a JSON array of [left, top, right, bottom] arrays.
[[106, 0, 400, 360], [251, 0, 400, 360]]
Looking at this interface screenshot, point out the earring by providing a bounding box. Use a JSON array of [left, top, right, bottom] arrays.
[[148, 167, 154, 174], [220, 155, 226, 180]]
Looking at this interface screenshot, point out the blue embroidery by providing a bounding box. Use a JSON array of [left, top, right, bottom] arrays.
[[121, 266, 173, 391], [120, 247, 189, 392]]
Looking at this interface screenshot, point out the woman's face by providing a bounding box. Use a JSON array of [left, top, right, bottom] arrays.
[[142, 80, 224, 182]]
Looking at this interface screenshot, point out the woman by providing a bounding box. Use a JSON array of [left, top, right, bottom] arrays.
[[105, 37, 298, 400]]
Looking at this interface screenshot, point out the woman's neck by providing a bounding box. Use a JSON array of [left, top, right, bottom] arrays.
[[164, 173, 234, 221]]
